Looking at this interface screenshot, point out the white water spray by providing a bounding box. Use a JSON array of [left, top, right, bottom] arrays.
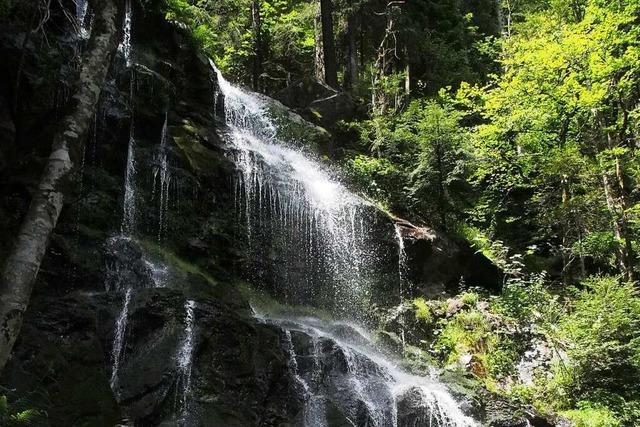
[[118, 0, 133, 67], [110, 287, 132, 390], [154, 112, 171, 242], [177, 300, 196, 419]]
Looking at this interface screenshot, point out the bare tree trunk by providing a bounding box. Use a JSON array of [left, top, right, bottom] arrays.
[[320, 0, 338, 88], [614, 154, 636, 282], [372, 1, 404, 115], [344, 11, 358, 91], [0, 0, 118, 373], [314, 2, 325, 83], [561, 174, 571, 285], [251, 0, 263, 91]]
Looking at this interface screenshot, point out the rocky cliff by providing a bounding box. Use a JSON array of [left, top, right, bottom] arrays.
[[0, 1, 529, 426]]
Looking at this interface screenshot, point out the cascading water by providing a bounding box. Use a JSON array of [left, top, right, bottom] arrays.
[[109, 1, 136, 394], [176, 300, 196, 421], [259, 314, 477, 427], [75, 0, 89, 38], [211, 62, 383, 317], [110, 287, 132, 390], [153, 112, 171, 242]]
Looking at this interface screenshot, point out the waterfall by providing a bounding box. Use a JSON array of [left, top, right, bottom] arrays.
[[75, 0, 89, 38], [109, 0, 136, 393], [263, 315, 477, 427], [118, 0, 133, 68], [218, 60, 477, 425], [153, 112, 170, 242], [394, 224, 409, 301], [176, 300, 196, 420], [211, 61, 382, 318], [110, 287, 132, 391]]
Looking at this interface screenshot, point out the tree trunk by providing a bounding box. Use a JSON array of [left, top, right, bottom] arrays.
[[319, 0, 338, 88], [314, 2, 325, 83], [344, 11, 358, 91], [0, 0, 118, 373], [251, 0, 263, 91], [560, 174, 571, 285]]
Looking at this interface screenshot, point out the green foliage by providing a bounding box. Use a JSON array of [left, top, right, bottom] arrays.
[[561, 403, 621, 427], [413, 298, 434, 324], [0, 395, 45, 426], [549, 277, 640, 423], [435, 308, 495, 370]]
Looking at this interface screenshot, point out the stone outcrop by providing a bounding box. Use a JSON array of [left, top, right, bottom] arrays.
[[274, 77, 358, 129], [396, 220, 503, 296]]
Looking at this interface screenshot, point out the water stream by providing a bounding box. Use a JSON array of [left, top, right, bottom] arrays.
[[394, 224, 409, 302], [109, 2, 136, 394], [153, 112, 170, 242], [257, 313, 477, 427], [110, 287, 132, 391], [176, 300, 196, 421]]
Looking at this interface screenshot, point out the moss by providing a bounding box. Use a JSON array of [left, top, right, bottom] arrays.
[[238, 282, 334, 321], [141, 240, 217, 286], [460, 291, 480, 306], [172, 122, 223, 177], [413, 298, 434, 323]]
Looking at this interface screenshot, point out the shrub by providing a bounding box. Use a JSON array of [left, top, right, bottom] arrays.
[[552, 276, 640, 424]]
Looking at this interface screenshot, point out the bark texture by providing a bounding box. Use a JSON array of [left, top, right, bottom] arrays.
[[319, 0, 338, 88], [0, 0, 118, 372]]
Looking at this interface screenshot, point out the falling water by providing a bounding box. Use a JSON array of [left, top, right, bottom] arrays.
[[394, 224, 409, 301], [110, 0, 136, 394], [118, 0, 133, 68], [75, 0, 89, 38], [121, 123, 137, 235], [260, 314, 477, 427], [176, 300, 196, 420], [154, 113, 171, 242], [211, 62, 382, 317], [110, 287, 132, 390]]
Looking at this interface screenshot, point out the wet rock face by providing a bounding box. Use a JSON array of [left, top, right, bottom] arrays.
[[107, 288, 298, 426], [1, 293, 122, 426], [104, 236, 156, 291]]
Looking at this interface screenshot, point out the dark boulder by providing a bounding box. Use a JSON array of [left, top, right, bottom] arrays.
[[397, 221, 503, 296], [274, 78, 337, 111], [274, 78, 357, 129]]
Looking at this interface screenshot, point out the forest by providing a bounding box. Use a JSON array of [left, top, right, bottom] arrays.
[[0, 0, 639, 426]]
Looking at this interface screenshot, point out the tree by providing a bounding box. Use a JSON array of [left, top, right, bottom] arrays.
[[316, 0, 338, 87], [0, 0, 118, 372], [251, 0, 264, 91]]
